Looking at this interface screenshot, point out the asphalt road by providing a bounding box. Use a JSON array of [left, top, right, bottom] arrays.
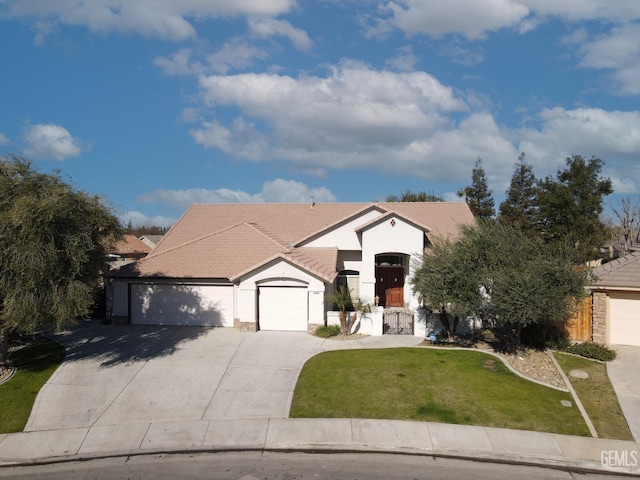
[[0, 452, 628, 480]]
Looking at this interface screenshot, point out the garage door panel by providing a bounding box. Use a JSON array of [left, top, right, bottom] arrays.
[[609, 292, 640, 347], [259, 287, 308, 331], [131, 284, 233, 327]]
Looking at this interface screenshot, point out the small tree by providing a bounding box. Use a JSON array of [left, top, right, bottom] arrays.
[[325, 285, 371, 335], [412, 221, 587, 352], [0, 156, 122, 370], [458, 158, 495, 219]]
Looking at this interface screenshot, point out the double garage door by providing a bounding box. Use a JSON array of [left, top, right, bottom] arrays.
[[130, 283, 234, 327], [258, 286, 308, 331], [609, 292, 640, 346]]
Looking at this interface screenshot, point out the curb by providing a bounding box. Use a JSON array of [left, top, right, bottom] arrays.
[[2, 444, 640, 477]]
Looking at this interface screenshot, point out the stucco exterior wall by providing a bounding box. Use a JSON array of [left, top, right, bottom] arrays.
[[237, 259, 326, 327], [302, 209, 380, 249], [360, 216, 424, 309]]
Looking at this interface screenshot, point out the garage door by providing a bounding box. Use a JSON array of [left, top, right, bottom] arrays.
[[131, 284, 234, 327], [609, 292, 640, 346], [259, 286, 308, 331]]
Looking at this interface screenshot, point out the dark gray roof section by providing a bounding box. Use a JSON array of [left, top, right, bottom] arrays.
[[590, 251, 640, 290]]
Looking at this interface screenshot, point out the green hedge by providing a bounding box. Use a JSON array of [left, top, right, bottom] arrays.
[[562, 342, 617, 362], [315, 325, 341, 338]]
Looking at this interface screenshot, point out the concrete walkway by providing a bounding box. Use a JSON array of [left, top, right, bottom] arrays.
[[1, 323, 639, 475], [607, 345, 640, 442]]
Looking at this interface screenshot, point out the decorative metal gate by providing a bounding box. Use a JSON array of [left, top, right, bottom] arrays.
[[383, 310, 414, 335]]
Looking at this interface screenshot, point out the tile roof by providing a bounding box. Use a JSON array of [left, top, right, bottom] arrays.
[[110, 234, 152, 255], [590, 251, 640, 290], [111, 202, 474, 281]]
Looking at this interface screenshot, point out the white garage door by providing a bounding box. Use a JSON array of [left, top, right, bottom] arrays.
[[609, 292, 640, 346], [131, 283, 234, 327], [259, 286, 308, 331]]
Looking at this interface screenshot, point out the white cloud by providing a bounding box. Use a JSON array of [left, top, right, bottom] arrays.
[[374, 0, 640, 40], [381, 0, 530, 40], [154, 48, 201, 76], [22, 124, 90, 160], [205, 38, 270, 74], [136, 179, 337, 209], [193, 62, 524, 180], [3, 0, 297, 42], [120, 211, 176, 228], [154, 40, 269, 77], [248, 17, 312, 51], [0, 133, 9, 145], [521, 0, 640, 23], [578, 23, 640, 95], [386, 45, 418, 71], [519, 108, 640, 162]]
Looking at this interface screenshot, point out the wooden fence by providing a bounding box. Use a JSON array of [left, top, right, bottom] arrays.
[[566, 296, 592, 342]]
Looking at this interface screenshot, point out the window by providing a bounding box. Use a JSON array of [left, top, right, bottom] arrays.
[[336, 270, 360, 299]]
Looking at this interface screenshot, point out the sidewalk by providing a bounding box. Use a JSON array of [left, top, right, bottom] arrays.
[[1, 418, 639, 475]]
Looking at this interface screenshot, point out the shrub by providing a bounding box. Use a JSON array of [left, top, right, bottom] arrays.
[[315, 325, 341, 338], [562, 342, 617, 362]]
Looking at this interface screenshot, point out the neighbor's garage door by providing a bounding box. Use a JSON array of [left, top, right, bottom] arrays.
[[131, 284, 234, 327], [609, 292, 640, 346], [258, 286, 308, 331]]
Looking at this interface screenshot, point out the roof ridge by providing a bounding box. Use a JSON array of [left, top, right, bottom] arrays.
[[244, 222, 291, 250], [145, 222, 275, 262]]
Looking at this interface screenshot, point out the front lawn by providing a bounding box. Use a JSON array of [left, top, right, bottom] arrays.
[[291, 348, 590, 436], [554, 352, 632, 440], [0, 338, 65, 433]]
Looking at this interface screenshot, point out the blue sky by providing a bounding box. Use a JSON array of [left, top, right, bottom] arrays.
[[1, 1, 639, 227]]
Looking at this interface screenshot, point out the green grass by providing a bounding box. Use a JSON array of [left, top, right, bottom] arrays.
[[553, 352, 632, 440], [0, 338, 65, 433], [291, 348, 590, 436]]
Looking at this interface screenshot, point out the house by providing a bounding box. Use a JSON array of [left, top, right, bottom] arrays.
[[106, 234, 152, 270], [590, 251, 640, 346], [139, 234, 164, 249], [107, 202, 475, 335]]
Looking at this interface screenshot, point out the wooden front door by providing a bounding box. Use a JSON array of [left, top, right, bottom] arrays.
[[375, 266, 405, 307]]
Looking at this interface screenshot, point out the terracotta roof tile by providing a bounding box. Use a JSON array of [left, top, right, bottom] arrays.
[[110, 234, 152, 255]]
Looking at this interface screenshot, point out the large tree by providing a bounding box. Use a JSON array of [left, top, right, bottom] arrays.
[[458, 158, 495, 219], [499, 153, 538, 234], [536, 155, 613, 262], [386, 189, 444, 202], [0, 156, 121, 370], [412, 221, 587, 352]]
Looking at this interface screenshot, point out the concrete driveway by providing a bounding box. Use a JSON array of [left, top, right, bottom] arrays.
[[25, 322, 421, 432], [607, 345, 640, 442]]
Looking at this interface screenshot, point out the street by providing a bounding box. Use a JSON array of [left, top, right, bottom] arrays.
[[0, 452, 627, 480]]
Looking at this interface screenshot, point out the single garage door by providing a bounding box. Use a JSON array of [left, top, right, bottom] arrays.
[[259, 286, 308, 331], [131, 283, 234, 327], [609, 292, 640, 346]]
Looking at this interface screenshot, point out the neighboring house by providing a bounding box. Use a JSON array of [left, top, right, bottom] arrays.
[[106, 234, 152, 270], [107, 202, 474, 334], [590, 251, 640, 346], [139, 234, 164, 249]]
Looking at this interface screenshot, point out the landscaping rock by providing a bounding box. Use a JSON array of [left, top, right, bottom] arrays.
[[569, 369, 589, 379]]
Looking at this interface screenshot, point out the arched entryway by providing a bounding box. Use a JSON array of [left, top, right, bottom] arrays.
[[374, 253, 409, 308]]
